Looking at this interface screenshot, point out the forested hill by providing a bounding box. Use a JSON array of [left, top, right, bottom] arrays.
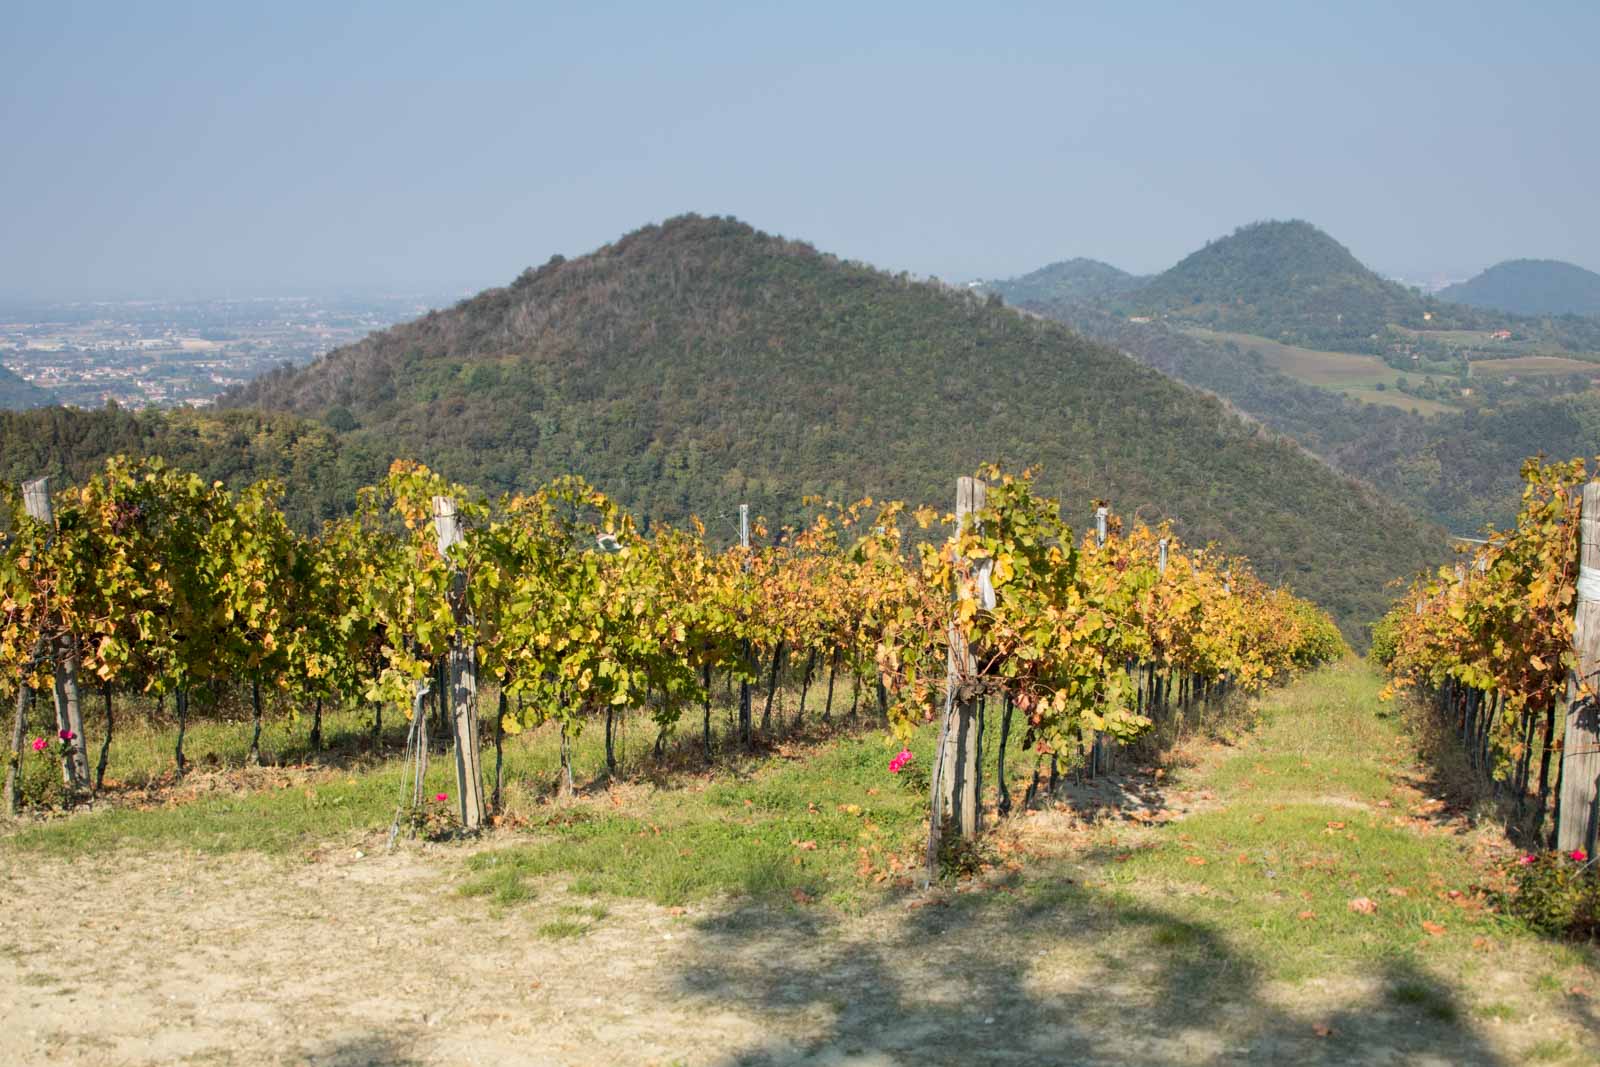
[[0, 364, 55, 409], [0, 405, 387, 531], [220, 214, 1441, 636], [1439, 259, 1600, 317], [1008, 304, 1600, 536], [986, 258, 1145, 307], [1117, 220, 1485, 353]]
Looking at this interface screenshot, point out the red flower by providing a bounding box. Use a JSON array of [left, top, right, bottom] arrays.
[[888, 749, 913, 774], [434, 792, 449, 803], [58, 729, 74, 742], [1518, 854, 1537, 865], [1572, 850, 1588, 863], [30, 737, 47, 753]]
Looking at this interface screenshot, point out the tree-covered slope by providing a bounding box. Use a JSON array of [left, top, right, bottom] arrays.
[[0, 405, 385, 531], [0, 364, 56, 409], [1439, 259, 1600, 317], [1104, 221, 1600, 357], [1119, 220, 1482, 353], [223, 214, 1441, 636], [999, 301, 1600, 537], [989, 258, 1145, 308]]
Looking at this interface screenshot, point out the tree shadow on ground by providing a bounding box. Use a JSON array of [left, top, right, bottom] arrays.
[[297, 1031, 423, 1067], [672, 881, 1514, 1066], [1042, 766, 1183, 825]]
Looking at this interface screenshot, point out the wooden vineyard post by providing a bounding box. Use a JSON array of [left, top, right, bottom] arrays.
[[927, 476, 986, 880], [22, 478, 89, 792], [433, 496, 487, 830], [1557, 481, 1600, 855], [1155, 537, 1169, 719], [1091, 505, 1110, 775], [737, 504, 753, 745]]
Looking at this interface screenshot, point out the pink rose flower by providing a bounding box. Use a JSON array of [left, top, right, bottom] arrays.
[[58, 729, 74, 742], [30, 737, 47, 753], [434, 792, 449, 803], [1572, 850, 1588, 863], [1518, 854, 1537, 865], [888, 749, 913, 773]]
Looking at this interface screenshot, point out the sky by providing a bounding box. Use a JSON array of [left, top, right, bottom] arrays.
[[3, 0, 1597, 298]]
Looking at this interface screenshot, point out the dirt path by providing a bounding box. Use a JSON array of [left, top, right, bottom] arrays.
[[3, 669, 1597, 1066], [3, 839, 1588, 1066]]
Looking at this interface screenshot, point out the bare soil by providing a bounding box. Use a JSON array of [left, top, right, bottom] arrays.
[[3, 822, 1594, 1066]]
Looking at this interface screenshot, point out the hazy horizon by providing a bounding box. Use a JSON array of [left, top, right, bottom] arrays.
[[5, 1, 1597, 300]]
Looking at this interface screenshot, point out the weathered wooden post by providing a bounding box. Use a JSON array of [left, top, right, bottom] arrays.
[[22, 478, 89, 792], [1152, 537, 1169, 718], [1091, 505, 1110, 773], [433, 496, 486, 830], [927, 477, 986, 879], [1557, 481, 1600, 855], [737, 504, 753, 745]]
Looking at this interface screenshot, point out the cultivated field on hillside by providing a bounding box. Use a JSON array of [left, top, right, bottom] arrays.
[[1183, 329, 1455, 414]]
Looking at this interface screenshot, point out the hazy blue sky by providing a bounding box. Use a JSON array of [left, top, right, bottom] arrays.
[[3, 0, 1596, 298]]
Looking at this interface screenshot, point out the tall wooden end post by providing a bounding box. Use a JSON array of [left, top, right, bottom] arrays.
[[927, 476, 987, 881], [22, 478, 89, 792], [1557, 482, 1600, 856], [1092, 506, 1110, 774], [433, 496, 486, 830]]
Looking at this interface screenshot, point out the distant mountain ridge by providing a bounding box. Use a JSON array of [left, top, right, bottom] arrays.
[[996, 220, 1600, 358], [221, 213, 1445, 636], [1440, 259, 1600, 316], [989, 220, 1600, 537]]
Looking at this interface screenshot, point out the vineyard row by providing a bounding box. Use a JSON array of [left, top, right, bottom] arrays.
[[3, 457, 1344, 862]]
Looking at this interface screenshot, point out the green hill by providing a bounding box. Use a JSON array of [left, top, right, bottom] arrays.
[[0, 405, 385, 531], [1104, 221, 1600, 358], [1118, 220, 1479, 353], [994, 292, 1600, 538], [0, 364, 55, 409], [989, 258, 1145, 308], [217, 214, 1442, 636], [1440, 259, 1600, 316]]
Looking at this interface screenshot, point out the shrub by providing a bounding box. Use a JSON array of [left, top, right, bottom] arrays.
[[1497, 850, 1600, 941]]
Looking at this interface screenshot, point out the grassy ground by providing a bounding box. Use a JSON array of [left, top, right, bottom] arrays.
[[1093, 664, 1534, 979], [3, 662, 1597, 1065], [6, 675, 954, 884]]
